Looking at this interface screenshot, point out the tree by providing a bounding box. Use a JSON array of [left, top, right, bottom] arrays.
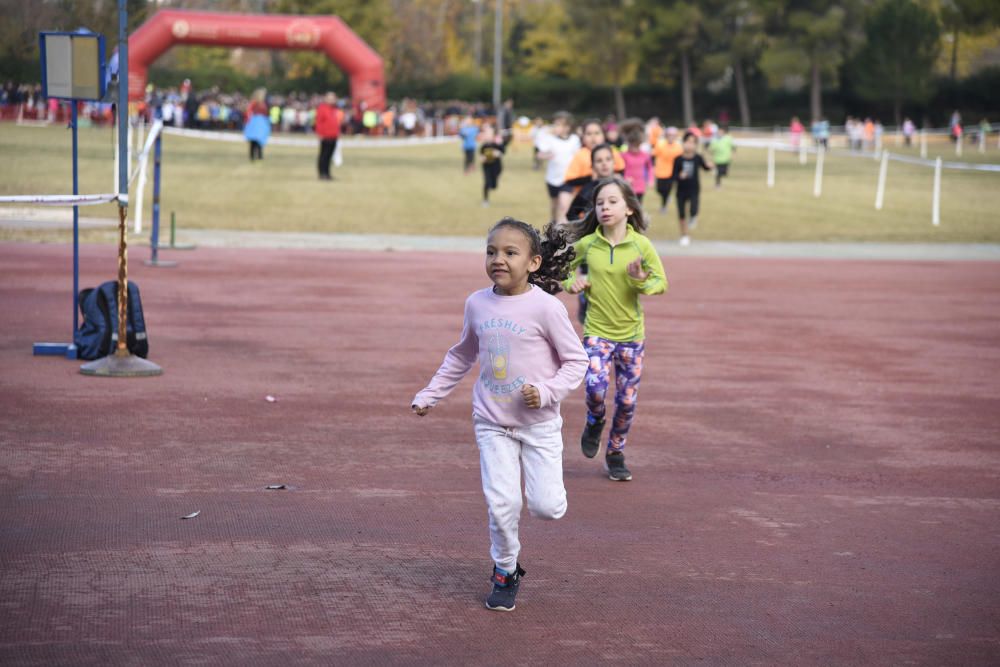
[[722, 1, 768, 127], [939, 0, 1000, 86], [760, 0, 864, 121], [698, 0, 768, 127], [634, 0, 705, 127], [514, 2, 576, 80], [852, 0, 940, 125], [567, 0, 640, 119]]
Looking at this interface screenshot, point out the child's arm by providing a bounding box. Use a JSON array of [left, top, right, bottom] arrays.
[[561, 240, 588, 293], [700, 153, 714, 170], [530, 302, 589, 409], [672, 156, 683, 179], [626, 239, 668, 296], [411, 301, 479, 415]]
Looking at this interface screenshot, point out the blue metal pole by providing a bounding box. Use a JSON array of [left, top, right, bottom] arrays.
[[150, 132, 161, 262], [69, 101, 79, 359], [118, 0, 128, 203]]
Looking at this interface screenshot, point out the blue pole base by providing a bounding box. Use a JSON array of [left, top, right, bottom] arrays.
[[34, 342, 73, 357], [155, 242, 196, 251]]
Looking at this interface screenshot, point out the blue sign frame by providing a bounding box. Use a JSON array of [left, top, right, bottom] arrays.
[[39, 30, 107, 102]]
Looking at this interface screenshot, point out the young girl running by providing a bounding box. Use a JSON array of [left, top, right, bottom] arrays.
[[412, 219, 587, 612], [558, 119, 626, 222], [671, 131, 713, 246], [479, 123, 506, 206], [563, 176, 667, 481], [566, 143, 617, 221], [619, 118, 654, 203], [652, 126, 682, 213]]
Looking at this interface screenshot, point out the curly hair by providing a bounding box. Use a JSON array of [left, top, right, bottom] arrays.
[[563, 175, 649, 243], [488, 218, 576, 294]]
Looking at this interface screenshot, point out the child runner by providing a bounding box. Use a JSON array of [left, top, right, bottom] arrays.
[[565, 143, 618, 324], [458, 115, 480, 174], [672, 131, 713, 246], [558, 119, 626, 223], [619, 118, 654, 203], [708, 125, 734, 188], [566, 142, 618, 221], [412, 218, 587, 612], [479, 123, 506, 206], [651, 126, 682, 214], [535, 111, 581, 223], [564, 176, 667, 481]]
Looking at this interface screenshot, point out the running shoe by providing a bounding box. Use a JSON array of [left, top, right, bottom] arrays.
[[486, 563, 525, 611], [605, 451, 632, 481], [679, 235, 691, 247], [581, 418, 605, 458]]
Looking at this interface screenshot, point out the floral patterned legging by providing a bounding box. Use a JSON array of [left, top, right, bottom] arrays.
[[583, 336, 645, 453]]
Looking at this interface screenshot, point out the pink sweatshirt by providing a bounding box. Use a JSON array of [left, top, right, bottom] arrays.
[[412, 285, 588, 427], [622, 149, 653, 195]]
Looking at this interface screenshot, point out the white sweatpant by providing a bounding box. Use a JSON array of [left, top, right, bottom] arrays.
[[473, 414, 568, 572]]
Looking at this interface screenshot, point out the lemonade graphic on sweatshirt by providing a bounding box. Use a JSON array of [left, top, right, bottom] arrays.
[[488, 331, 509, 380], [479, 323, 526, 399]]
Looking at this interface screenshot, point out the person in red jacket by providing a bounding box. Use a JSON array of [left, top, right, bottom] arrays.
[[315, 92, 343, 181]]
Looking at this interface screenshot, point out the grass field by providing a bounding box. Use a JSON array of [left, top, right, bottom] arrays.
[[1, 123, 998, 243]]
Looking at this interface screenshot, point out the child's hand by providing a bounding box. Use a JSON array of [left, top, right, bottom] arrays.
[[566, 276, 590, 294], [521, 384, 541, 409], [412, 404, 430, 417], [627, 258, 649, 281]]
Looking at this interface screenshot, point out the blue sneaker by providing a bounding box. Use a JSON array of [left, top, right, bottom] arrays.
[[485, 563, 525, 611]]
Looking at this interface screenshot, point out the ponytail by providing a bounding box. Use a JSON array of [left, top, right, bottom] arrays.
[[488, 218, 575, 294]]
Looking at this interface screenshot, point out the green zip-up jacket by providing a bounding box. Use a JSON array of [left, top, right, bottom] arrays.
[[562, 226, 667, 342]]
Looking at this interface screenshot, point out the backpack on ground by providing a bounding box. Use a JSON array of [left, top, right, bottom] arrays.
[[74, 280, 149, 360]]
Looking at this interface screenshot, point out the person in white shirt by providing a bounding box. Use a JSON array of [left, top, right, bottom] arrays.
[[535, 111, 581, 224]]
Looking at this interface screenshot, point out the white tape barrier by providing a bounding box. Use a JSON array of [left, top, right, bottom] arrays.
[[131, 120, 164, 234], [733, 137, 1000, 173], [161, 125, 455, 148], [0, 193, 118, 206]]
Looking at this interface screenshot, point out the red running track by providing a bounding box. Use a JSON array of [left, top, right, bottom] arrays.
[[1, 242, 999, 665]]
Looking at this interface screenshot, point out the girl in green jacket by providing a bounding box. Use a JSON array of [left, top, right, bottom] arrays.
[[563, 176, 667, 481]]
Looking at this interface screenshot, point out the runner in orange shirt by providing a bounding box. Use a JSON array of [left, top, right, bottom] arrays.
[[651, 126, 683, 214], [558, 119, 625, 223]]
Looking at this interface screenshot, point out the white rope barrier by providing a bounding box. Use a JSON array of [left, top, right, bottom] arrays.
[[0, 193, 118, 206], [131, 119, 164, 233], [733, 137, 1000, 173], [161, 125, 455, 148]]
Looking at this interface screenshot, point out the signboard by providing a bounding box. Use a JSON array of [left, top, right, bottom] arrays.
[[40, 31, 106, 101]]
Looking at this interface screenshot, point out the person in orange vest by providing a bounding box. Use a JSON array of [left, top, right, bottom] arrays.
[[315, 92, 343, 181]]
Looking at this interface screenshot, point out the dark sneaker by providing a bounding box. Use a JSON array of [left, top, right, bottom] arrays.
[[581, 418, 605, 459], [605, 451, 632, 481], [485, 563, 525, 611]]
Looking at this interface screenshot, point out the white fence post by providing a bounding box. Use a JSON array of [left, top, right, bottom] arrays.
[[799, 142, 807, 165], [920, 129, 927, 159], [932, 157, 942, 226], [875, 150, 889, 210], [956, 133, 963, 157], [767, 145, 775, 188], [979, 130, 986, 154], [813, 146, 825, 198]]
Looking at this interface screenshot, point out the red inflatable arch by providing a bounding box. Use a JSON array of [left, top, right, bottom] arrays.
[[128, 10, 385, 110]]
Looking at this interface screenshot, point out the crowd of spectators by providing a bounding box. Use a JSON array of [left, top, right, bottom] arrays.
[[1, 78, 506, 138]]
